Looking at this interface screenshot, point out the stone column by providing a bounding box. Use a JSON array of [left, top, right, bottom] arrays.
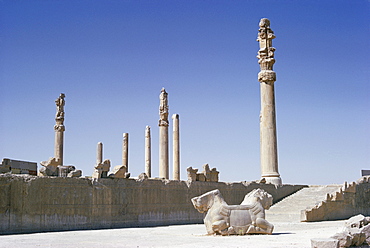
[[257, 18, 282, 186], [54, 93, 65, 166], [158, 88, 169, 179], [97, 142, 103, 165], [172, 114, 180, 180], [122, 133, 129, 172], [145, 126, 151, 178]]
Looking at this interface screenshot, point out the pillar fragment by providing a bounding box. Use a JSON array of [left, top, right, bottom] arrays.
[[172, 114, 180, 180], [97, 142, 103, 165], [145, 126, 151, 178], [122, 133, 129, 172]]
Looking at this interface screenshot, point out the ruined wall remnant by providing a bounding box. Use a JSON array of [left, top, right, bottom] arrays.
[[0, 174, 305, 234], [1, 158, 37, 175], [301, 177, 370, 222], [187, 164, 219, 182]]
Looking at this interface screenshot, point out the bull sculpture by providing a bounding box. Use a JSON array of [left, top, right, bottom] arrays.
[[191, 188, 274, 235]]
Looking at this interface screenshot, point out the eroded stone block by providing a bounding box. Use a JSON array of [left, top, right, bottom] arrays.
[[39, 157, 59, 176], [311, 238, 339, 248], [186, 167, 198, 181], [109, 165, 130, 179], [186, 164, 219, 182]]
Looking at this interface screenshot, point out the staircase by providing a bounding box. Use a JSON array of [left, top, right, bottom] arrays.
[[266, 185, 342, 222]]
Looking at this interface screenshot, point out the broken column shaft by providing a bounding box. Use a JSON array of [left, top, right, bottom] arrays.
[[122, 133, 129, 172], [145, 126, 151, 178], [97, 142, 103, 165], [172, 114, 180, 180]]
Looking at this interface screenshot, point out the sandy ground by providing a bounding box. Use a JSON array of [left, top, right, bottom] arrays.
[[0, 220, 350, 248]]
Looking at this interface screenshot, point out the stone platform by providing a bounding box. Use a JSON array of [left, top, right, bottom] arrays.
[[0, 220, 359, 248]]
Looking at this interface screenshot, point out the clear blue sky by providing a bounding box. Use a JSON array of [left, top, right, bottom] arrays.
[[1, 0, 369, 185]]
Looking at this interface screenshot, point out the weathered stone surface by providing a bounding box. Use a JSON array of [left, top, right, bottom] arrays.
[[311, 238, 339, 248], [122, 133, 129, 174], [191, 188, 274, 235], [0, 159, 11, 173], [172, 114, 180, 181], [327, 215, 370, 247], [186, 167, 197, 181], [345, 214, 369, 229], [109, 165, 129, 179], [362, 224, 370, 245], [331, 232, 352, 248], [186, 164, 219, 182], [0, 174, 305, 234], [145, 126, 151, 178], [58, 165, 74, 177], [67, 169, 82, 178], [302, 180, 370, 222], [138, 173, 148, 180], [159, 88, 169, 179], [54, 93, 65, 166], [257, 18, 282, 186], [92, 159, 111, 179], [39, 157, 59, 176], [357, 176, 370, 184], [210, 168, 219, 182]]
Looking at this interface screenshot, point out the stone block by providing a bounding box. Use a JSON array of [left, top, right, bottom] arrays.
[[67, 170, 82, 178], [186, 167, 197, 181], [39, 157, 59, 176], [311, 238, 339, 248], [331, 232, 352, 248], [138, 173, 148, 180], [362, 224, 370, 245], [187, 165, 219, 182], [109, 165, 129, 179]]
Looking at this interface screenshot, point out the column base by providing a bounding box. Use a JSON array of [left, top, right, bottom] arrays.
[[262, 176, 282, 186]]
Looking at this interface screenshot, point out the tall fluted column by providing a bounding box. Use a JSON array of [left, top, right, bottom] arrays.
[[122, 133, 129, 172], [97, 142, 103, 165], [158, 88, 169, 179], [172, 114, 180, 180], [257, 18, 282, 186], [145, 126, 151, 178], [54, 93, 65, 166]]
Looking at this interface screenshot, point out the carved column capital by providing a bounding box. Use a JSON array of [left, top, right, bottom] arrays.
[[158, 88, 169, 126], [54, 93, 66, 131], [257, 18, 276, 81], [258, 70, 276, 83], [54, 124, 65, 132]]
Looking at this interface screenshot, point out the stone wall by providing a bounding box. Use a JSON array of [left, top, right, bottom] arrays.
[[0, 174, 306, 234], [301, 178, 370, 222]]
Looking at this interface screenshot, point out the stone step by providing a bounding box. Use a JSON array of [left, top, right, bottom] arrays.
[[266, 185, 342, 223]]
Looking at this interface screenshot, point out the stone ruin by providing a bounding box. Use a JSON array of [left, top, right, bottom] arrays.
[[92, 159, 111, 179], [312, 214, 370, 248], [91, 141, 130, 179], [39, 157, 81, 177], [39, 93, 83, 178], [187, 164, 219, 182], [108, 165, 130, 179], [191, 188, 274, 235]]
